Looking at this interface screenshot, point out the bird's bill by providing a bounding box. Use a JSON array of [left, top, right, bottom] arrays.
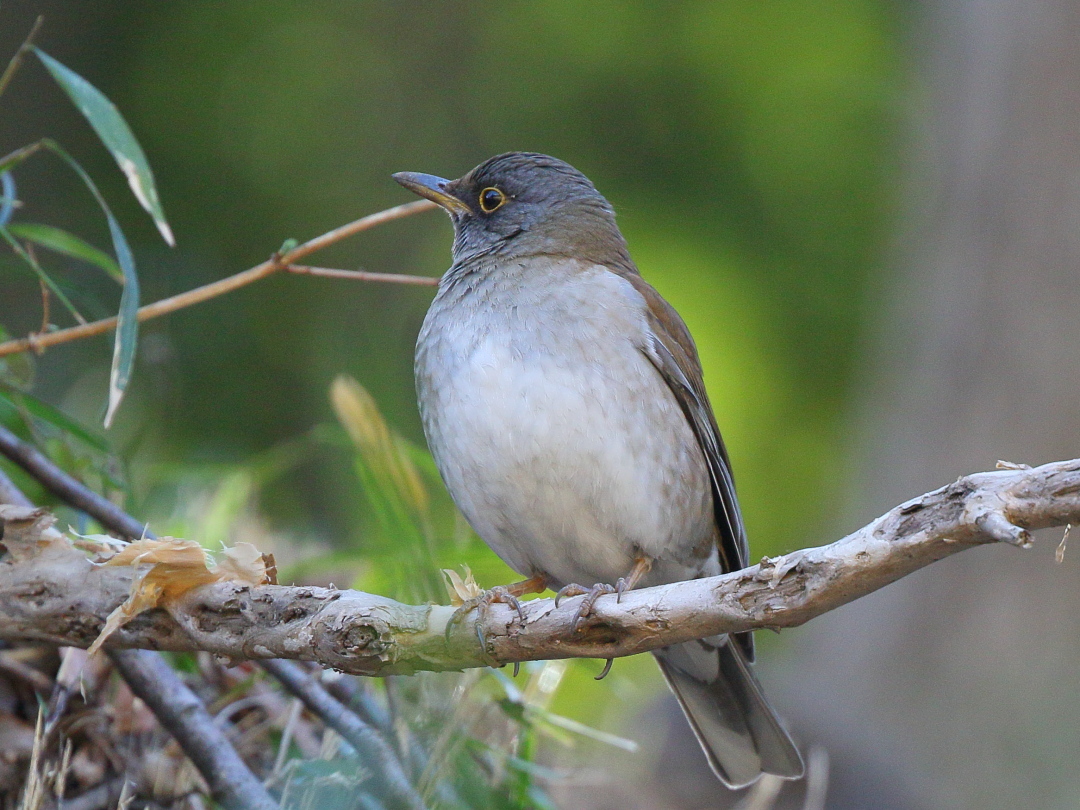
[[392, 172, 470, 215]]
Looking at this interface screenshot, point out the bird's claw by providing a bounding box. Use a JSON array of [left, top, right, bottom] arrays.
[[554, 582, 618, 631]]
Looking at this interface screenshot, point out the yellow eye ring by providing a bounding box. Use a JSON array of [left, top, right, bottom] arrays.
[[479, 187, 506, 213]]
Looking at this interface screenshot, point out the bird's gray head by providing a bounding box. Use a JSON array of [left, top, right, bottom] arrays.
[[393, 152, 631, 268]]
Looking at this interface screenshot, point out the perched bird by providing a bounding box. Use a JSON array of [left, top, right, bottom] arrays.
[[395, 152, 803, 788]]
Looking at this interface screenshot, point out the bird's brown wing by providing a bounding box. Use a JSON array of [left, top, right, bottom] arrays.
[[611, 268, 753, 660], [615, 271, 750, 575]]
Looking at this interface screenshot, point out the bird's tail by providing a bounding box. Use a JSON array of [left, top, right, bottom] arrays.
[[653, 638, 804, 789]]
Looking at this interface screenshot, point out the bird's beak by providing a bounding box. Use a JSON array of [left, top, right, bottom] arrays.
[[392, 172, 470, 215]]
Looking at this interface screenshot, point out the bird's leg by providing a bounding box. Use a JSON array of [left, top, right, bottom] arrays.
[[445, 573, 549, 652], [615, 556, 652, 600]]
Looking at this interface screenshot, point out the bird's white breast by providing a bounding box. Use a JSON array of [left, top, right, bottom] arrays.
[[415, 259, 715, 588]]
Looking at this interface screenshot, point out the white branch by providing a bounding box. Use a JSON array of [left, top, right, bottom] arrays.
[[2, 459, 1077, 675]]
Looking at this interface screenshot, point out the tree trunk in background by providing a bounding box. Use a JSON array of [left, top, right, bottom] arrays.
[[784, 1, 1080, 807]]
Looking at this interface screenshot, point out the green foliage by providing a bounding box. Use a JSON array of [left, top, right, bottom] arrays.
[[1, 42, 175, 428], [0, 214, 86, 323]]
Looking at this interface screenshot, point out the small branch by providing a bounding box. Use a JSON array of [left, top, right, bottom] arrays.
[[109, 648, 278, 810], [0, 423, 148, 539], [260, 659, 426, 810], [0, 199, 438, 359], [0, 650, 53, 692], [37, 277, 50, 336], [0, 15, 45, 101], [285, 264, 440, 286], [2, 459, 1079, 675], [0, 140, 46, 174], [0, 465, 33, 507]]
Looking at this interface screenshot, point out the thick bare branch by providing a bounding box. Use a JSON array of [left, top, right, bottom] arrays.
[[2, 459, 1077, 675]]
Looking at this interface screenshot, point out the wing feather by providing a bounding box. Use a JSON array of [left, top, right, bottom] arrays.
[[613, 267, 754, 658]]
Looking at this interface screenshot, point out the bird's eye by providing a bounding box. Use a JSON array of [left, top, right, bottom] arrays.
[[479, 187, 506, 213]]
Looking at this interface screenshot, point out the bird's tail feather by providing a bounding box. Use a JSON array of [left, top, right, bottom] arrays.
[[653, 638, 804, 789]]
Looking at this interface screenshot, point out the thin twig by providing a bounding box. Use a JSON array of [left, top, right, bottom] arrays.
[[0, 15, 45, 101], [323, 675, 465, 806], [0, 652, 53, 692], [0, 140, 46, 174], [21, 243, 53, 348], [260, 659, 426, 810], [0, 199, 437, 359], [55, 777, 125, 810], [37, 278, 50, 336], [322, 675, 394, 736], [285, 264, 440, 286]]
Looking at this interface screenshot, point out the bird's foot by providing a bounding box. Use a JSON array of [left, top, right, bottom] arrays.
[[554, 582, 618, 631], [443, 587, 522, 668], [554, 556, 652, 631], [444, 574, 548, 666], [446, 585, 526, 641]]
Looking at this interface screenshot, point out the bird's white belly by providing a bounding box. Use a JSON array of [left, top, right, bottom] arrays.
[[416, 265, 715, 588]]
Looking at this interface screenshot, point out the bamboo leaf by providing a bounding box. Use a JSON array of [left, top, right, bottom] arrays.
[[6, 223, 122, 283], [40, 140, 139, 428], [35, 48, 175, 246]]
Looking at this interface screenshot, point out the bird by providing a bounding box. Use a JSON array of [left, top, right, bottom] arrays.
[[394, 152, 804, 788]]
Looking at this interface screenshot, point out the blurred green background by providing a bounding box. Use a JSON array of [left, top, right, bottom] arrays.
[[2, 2, 904, 806]]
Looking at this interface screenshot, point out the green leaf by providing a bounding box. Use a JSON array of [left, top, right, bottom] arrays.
[[101, 207, 138, 428], [6, 223, 122, 283], [0, 385, 110, 453], [35, 48, 175, 247], [0, 224, 87, 323], [40, 140, 140, 428]]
